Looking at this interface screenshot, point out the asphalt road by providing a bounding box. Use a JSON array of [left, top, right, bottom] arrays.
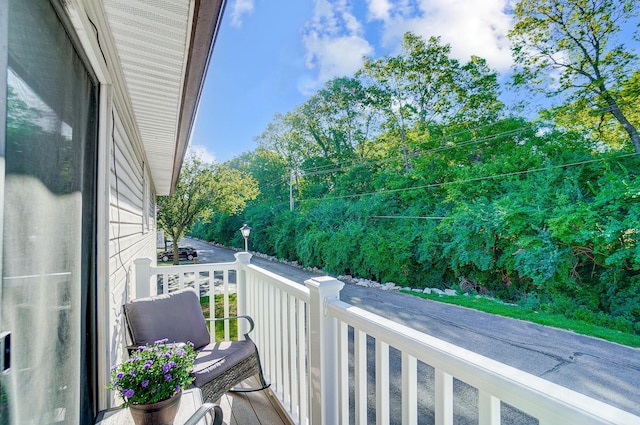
[[185, 237, 640, 422]]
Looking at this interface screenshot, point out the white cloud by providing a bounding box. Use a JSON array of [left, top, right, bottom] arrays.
[[368, 0, 514, 72], [366, 0, 392, 21], [300, 0, 374, 94], [187, 144, 217, 165], [230, 0, 255, 28]]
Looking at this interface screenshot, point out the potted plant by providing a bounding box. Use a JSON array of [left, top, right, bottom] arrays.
[[108, 339, 197, 425]]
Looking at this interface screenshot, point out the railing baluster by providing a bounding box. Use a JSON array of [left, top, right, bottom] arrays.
[[259, 276, 268, 381], [338, 321, 349, 425], [355, 329, 367, 424], [376, 339, 390, 425], [223, 270, 230, 341], [268, 282, 276, 382], [212, 273, 217, 339], [194, 269, 200, 298], [402, 352, 417, 425], [479, 390, 500, 425], [435, 369, 453, 425], [288, 293, 297, 413], [274, 286, 283, 396], [297, 297, 307, 425], [281, 291, 291, 407]]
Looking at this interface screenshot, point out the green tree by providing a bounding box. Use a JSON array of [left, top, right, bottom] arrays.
[[509, 0, 640, 152], [226, 148, 290, 204], [157, 154, 259, 264], [360, 33, 503, 173], [298, 77, 375, 161]]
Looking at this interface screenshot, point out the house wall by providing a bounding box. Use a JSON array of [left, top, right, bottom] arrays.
[[105, 103, 158, 405]]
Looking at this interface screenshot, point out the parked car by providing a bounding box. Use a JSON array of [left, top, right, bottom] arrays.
[[158, 246, 197, 262]]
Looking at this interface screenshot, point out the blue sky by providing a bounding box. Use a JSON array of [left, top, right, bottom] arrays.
[[187, 0, 635, 164]]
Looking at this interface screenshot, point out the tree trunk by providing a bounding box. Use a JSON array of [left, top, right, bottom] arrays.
[[399, 126, 411, 174], [171, 228, 183, 265], [609, 104, 640, 154], [601, 88, 640, 154]]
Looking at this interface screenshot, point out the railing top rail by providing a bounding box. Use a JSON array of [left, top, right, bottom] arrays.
[[149, 262, 237, 275], [326, 299, 640, 425], [243, 263, 310, 301]]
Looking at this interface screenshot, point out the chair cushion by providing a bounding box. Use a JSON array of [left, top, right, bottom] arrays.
[[192, 341, 257, 388], [124, 288, 211, 350]]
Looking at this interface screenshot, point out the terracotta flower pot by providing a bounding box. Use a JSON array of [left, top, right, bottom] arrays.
[[129, 391, 181, 425]]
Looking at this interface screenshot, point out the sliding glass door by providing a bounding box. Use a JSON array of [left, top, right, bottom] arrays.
[[2, 0, 98, 423]]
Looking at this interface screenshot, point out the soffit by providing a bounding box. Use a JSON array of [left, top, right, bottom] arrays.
[[102, 0, 224, 195]]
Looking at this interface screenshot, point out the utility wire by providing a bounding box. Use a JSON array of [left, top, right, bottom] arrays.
[[295, 119, 531, 174], [371, 215, 447, 220], [297, 152, 639, 204], [262, 122, 536, 187], [302, 123, 533, 175], [298, 125, 533, 179]]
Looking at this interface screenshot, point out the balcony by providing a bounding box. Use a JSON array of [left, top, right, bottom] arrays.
[[133, 254, 640, 425]]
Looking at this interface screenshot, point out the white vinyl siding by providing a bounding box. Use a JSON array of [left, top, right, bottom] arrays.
[[106, 106, 157, 387]]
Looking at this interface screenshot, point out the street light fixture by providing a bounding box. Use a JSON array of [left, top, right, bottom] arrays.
[[240, 224, 251, 252]]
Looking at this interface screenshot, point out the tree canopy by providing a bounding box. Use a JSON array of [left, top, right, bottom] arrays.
[[508, 0, 640, 152], [158, 154, 258, 264]]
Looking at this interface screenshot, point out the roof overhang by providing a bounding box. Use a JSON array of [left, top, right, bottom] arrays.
[[102, 0, 225, 195]]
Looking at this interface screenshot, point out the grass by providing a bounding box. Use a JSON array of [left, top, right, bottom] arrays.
[[401, 290, 640, 348], [200, 293, 238, 341]]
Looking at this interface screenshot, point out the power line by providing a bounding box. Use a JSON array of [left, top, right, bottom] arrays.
[[371, 215, 446, 220], [260, 121, 538, 189], [298, 125, 535, 179], [296, 119, 531, 174], [297, 152, 639, 204]]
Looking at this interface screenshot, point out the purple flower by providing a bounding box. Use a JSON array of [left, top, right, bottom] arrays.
[[165, 351, 173, 359], [122, 389, 134, 398], [174, 385, 181, 394], [129, 369, 137, 376], [110, 365, 117, 371], [162, 361, 176, 373], [141, 380, 149, 388], [154, 338, 169, 344], [144, 360, 153, 370], [116, 372, 124, 380], [164, 373, 172, 381]]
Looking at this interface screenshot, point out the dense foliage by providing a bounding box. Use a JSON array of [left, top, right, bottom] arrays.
[[192, 25, 639, 334]]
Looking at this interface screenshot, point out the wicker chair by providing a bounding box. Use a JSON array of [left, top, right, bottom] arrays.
[[124, 288, 269, 403]]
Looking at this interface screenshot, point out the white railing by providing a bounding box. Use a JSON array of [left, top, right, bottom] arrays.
[[134, 255, 640, 425], [133, 257, 241, 341]]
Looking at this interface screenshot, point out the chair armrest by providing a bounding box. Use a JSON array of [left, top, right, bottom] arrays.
[[204, 315, 255, 340], [183, 403, 223, 425]]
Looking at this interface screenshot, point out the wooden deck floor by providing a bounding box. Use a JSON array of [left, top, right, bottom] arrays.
[[217, 377, 293, 425]]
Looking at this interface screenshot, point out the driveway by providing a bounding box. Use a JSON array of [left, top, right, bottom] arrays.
[[185, 237, 640, 421]]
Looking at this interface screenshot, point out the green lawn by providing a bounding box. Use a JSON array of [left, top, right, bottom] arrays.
[[401, 290, 640, 348], [200, 294, 238, 341]]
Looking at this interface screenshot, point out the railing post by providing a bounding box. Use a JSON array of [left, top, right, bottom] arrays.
[[133, 258, 153, 298], [235, 252, 252, 339], [306, 276, 344, 425]]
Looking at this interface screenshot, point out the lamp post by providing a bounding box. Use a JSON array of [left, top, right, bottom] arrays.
[[240, 224, 251, 252]]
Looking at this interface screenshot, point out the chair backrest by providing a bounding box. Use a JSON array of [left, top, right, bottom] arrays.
[[124, 288, 211, 349]]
